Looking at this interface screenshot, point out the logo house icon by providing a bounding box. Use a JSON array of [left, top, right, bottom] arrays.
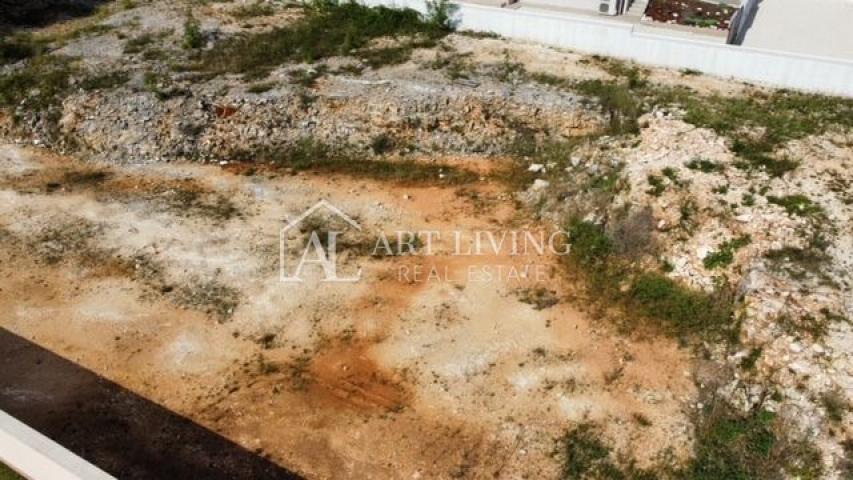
[[279, 200, 363, 283]]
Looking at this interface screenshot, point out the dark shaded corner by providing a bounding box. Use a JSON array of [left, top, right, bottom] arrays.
[[0, 327, 303, 480]]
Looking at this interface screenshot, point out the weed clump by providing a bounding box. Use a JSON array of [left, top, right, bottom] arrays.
[[703, 235, 751, 270], [685, 158, 723, 173], [766, 194, 822, 217], [555, 423, 659, 479], [174, 277, 240, 321], [517, 287, 559, 310]]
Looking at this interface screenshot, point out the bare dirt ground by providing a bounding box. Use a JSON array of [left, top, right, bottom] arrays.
[[0, 144, 695, 478]]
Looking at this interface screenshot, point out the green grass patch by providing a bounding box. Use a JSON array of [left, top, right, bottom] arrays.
[[79, 70, 129, 91], [703, 235, 751, 270], [230, 139, 478, 185], [196, 0, 452, 77], [629, 272, 734, 337], [574, 79, 641, 135], [766, 194, 823, 217]]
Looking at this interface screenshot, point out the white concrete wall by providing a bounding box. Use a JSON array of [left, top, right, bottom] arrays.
[[0, 409, 115, 480], [520, 0, 599, 13], [364, 0, 853, 97]]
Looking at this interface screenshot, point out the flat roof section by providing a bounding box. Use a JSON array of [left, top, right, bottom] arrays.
[[741, 0, 853, 60]]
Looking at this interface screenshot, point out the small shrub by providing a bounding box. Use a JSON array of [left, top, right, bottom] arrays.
[[740, 347, 762, 370], [686, 157, 723, 173], [517, 287, 559, 310], [370, 133, 396, 154], [123, 33, 155, 54], [0, 33, 48, 64], [662, 166, 681, 185], [555, 424, 616, 479], [703, 235, 751, 270], [183, 14, 205, 49], [568, 221, 612, 266], [821, 389, 849, 423], [288, 66, 327, 87], [575, 79, 640, 135], [247, 81, 277, 93], [646, 174, 666, 196]]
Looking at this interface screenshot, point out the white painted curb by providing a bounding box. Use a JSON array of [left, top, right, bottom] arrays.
[[0, 409, 115, 480]]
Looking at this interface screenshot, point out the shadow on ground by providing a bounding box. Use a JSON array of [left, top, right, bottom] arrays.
[[0, 328, 302, 480], [0, 0, 111, 29]]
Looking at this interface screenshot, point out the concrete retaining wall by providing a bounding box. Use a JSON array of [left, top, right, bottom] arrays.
[[0, 409, 115, 480], [364, 0, 853, 97]]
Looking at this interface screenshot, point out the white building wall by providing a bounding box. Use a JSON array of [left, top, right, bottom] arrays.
[[363, 0, 853, 98]]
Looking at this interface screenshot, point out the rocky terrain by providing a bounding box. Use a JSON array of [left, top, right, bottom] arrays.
[[1, 0, 851, 478]]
